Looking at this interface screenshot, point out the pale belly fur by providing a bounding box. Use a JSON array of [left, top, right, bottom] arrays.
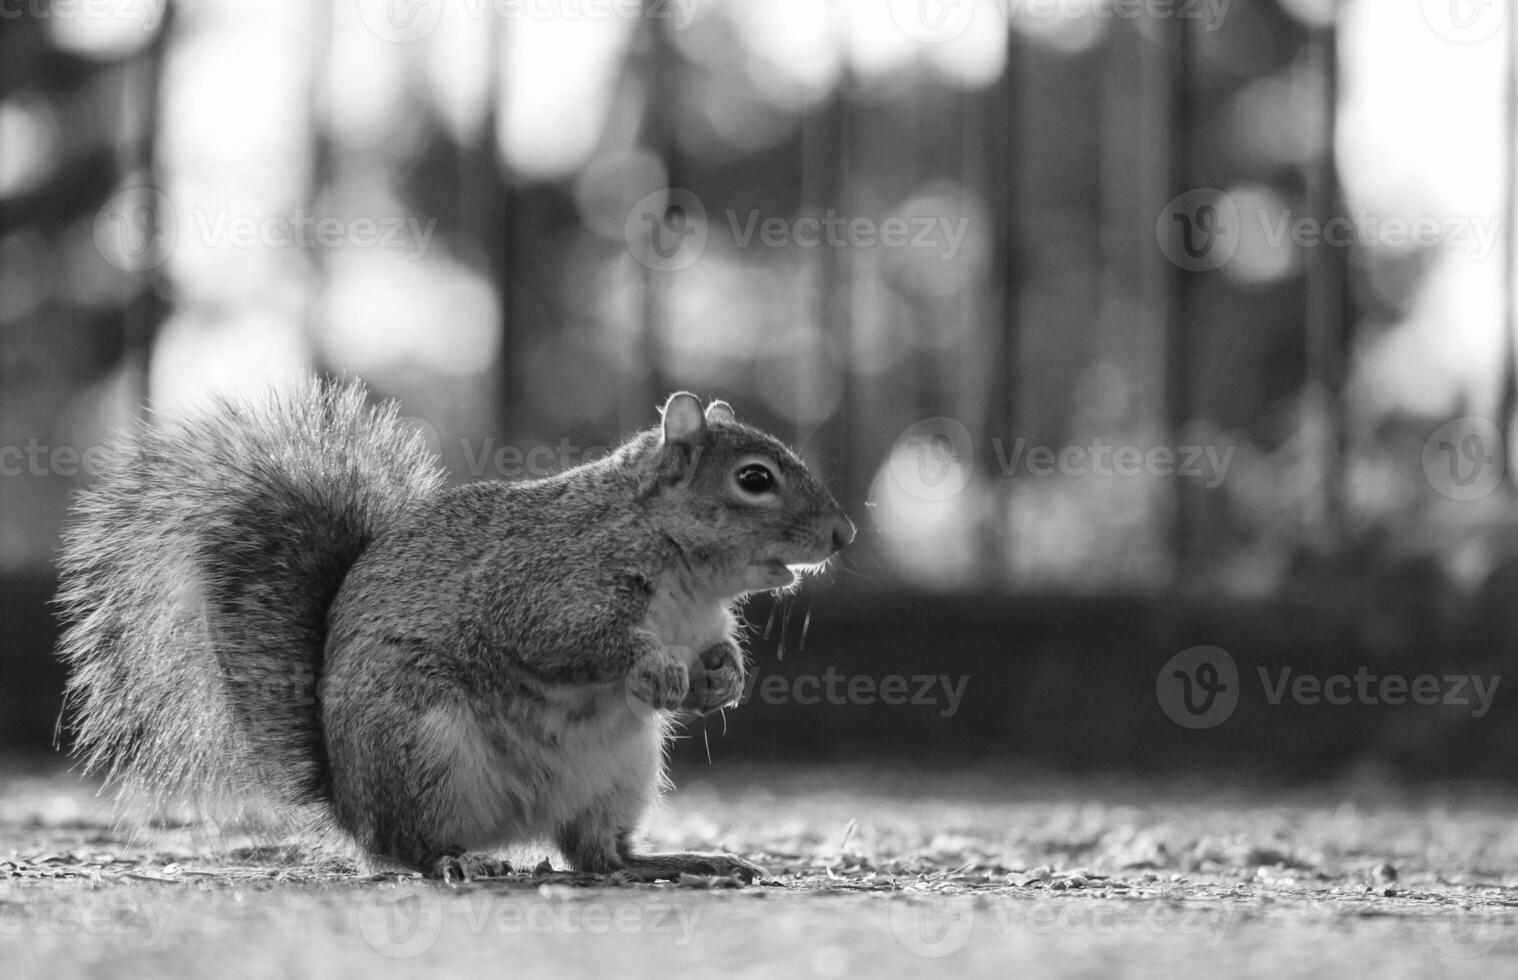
[[422, 581, 734, 851]]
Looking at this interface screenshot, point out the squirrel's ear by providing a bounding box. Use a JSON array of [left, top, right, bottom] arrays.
[[658, 392, 706, 484], [705, 400, 736, 425], [660, 392, 706, 454]]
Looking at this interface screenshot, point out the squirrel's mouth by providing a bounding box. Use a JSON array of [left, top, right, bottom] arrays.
[[743, 550, 835, 592], [743, 559, 798, 591], [737, 527, 846, 593]]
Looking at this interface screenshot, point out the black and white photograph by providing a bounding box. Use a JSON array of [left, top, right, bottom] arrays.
[[3, 0, 1518, 976]]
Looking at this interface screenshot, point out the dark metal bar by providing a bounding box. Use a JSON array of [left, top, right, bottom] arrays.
[[1165, 15, 1198, 585], [303, 0, 334, 377], [121, 2, 175, 407], [1500, 0, 1518, 488], [1303, 8, 1349, 546], [469, 14, 512, 435], [803, 33, 854, 509], [980, 24, 1023, 588], [632, 1, 677, 427]]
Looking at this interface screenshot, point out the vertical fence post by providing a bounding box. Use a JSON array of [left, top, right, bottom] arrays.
[[1165, 14, 1198, 586], [472, 13, 512, 435], [122, 1, 175, 406], [981, 23, 1022, 589], [804, 0, 855, 522], [1304, 4, 1349, 548], [305, 1, 334, 376], [632, 1, 677, 428], [1500, 1, 1518, 489]]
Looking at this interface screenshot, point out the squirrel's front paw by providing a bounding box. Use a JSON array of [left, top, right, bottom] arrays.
[[627, 653, 690, 712], [427, 853, 513, 884], [682, 640, 746, 713]]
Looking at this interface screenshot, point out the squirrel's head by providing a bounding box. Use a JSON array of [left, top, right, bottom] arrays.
[[642, 392, 855, 594]]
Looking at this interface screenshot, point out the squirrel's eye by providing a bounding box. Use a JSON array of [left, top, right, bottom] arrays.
[[735, 463, 777, 495]]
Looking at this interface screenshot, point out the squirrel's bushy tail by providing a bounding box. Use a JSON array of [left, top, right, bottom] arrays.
[[55, 378, 444, 828]]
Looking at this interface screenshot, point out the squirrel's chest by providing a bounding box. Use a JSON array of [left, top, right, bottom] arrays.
[[639, 579, 735, 653]]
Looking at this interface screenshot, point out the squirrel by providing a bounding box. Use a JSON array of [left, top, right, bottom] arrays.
[[54, 378, 854, 883]]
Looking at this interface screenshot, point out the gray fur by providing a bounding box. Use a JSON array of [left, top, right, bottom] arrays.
[[55, 380, 853, 881], [56, 380, 443, 833]]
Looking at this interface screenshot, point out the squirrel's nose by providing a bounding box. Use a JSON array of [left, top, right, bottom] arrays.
[[831, 517, 856, 552]]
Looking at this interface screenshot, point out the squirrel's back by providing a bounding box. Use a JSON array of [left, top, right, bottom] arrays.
[[55, 379, 443, 828]]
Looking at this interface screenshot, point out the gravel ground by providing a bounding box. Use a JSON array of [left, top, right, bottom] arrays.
[[2, 758, 1517, 979]]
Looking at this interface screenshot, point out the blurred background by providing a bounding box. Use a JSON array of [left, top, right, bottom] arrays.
[[3, 0, 1518, 783]]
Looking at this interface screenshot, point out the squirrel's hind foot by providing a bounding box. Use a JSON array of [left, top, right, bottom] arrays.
[[427, 853, 514, 884], [616, 852, 767, 884]]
